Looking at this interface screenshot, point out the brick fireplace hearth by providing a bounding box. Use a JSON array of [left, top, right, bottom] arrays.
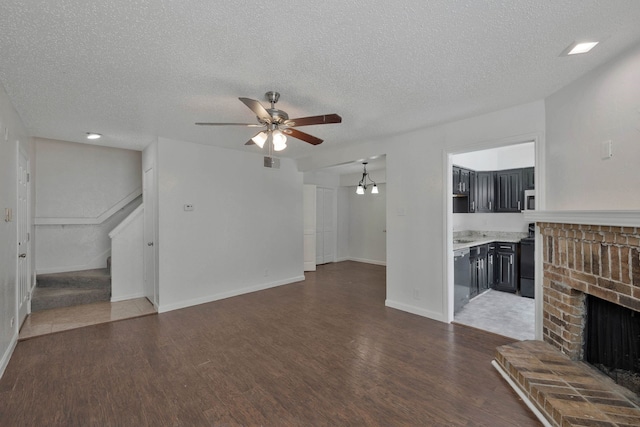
[[493, 215, 640, 427]]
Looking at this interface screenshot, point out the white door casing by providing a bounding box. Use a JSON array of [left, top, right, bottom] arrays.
[[315, 187, 335, 265], [303, 185, 316, 271], [17, 147, 30, 327], [143, 167, 158, 307]]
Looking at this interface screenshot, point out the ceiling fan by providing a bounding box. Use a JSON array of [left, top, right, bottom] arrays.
[[195, 91, 342, 152]]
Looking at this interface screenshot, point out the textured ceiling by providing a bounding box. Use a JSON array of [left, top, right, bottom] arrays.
[[1, 1, 640, 159]]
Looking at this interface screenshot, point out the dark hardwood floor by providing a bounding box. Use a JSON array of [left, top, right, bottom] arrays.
[[0, 261, 539, 426]]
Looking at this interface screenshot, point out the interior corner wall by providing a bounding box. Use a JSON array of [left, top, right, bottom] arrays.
[[297, 100, 546, 323], [34, 139, 142, 273], [348, 183, 387, 265], [0, 82, 34, 378], [336, 187, 350, 261], [156, 138, 304, 312], [545, 42, 640, 210]]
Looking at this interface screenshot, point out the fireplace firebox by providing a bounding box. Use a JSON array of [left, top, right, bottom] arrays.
[[584, 294, 640, 394]]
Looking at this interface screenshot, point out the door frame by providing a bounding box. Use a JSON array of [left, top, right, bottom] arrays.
[[16, 143, 31, 329], [143, 166, 158, 309], [444, 132, 545, 340]]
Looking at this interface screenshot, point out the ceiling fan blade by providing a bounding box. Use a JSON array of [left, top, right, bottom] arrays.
[[283, 128, 323, 145], [195, 122, 263, 127], [285, 114, 342, 127], [239, 97, 272, 122]]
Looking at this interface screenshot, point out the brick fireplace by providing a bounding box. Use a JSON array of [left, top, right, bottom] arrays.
[[493, 213, 640, 427], [539, 222, 640, 359]]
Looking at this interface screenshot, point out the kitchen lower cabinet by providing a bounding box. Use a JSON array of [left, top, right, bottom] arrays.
[[487, 244, 496, 289], [493, 242, 519, 293], [469, 244, 489, 298]]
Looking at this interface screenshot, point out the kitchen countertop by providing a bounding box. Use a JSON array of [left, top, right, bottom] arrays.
[[452, 231, 528, 251]]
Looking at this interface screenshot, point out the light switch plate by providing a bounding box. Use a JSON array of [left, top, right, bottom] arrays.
[[184, 204, 194, 211]]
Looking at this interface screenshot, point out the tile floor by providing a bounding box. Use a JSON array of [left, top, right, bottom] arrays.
[[19, 297, 156, 340], [454, 289, 535, 341]]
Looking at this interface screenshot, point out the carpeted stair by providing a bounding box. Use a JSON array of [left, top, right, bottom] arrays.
[[31, 265, 112, 312]]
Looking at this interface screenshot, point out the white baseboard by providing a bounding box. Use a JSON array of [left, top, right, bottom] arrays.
[[492, 360, 552, 427], [385, 299, 447, 323], [0, 333, 18, 380], [157, 275, 306, 314], [111, 292, 146, 303], [347, 257, 386, 266]]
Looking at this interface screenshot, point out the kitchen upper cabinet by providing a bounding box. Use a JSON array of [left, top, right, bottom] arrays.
[[494, 242, 519, 293], [495, 169, 523, 212], [475, 171, 495, 212], [468, 171, 476, 212], [454, 166, 533, 214], [523, 167, 535, 190], [453, 166, 471, 196]]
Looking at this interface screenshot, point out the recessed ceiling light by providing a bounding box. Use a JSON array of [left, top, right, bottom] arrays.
[[565, 41, 599, 56], [86, 132, 102, 140]]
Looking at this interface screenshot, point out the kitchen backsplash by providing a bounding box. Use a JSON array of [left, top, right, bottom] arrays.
[[452, 212, 529, 233]]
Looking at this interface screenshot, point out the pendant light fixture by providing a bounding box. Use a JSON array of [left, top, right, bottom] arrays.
[[356, 162, 378, 194]]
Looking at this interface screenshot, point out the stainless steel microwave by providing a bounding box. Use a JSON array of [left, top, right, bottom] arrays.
[[523, 189, 535, 211]]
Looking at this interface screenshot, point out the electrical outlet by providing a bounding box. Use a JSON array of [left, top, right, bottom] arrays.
[[413, 288, 420, 300], [183, 204, 194, 211], [264, 269, 269, 277], [10, 317, 14, 328]]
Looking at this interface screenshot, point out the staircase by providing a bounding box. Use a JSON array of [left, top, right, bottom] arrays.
[[31, 259, 112, 312]]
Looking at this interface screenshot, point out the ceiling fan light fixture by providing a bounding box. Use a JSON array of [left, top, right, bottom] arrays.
[[251, 131, 268, 148], [272, 129, 287, 151], [86, 132, 101, 140]]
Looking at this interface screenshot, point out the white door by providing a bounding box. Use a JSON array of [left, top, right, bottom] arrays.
[[143, 167, 158, 308], [315, 188, 335, 265], [303, 185, 316, 271], [17, 148, 30, 327]]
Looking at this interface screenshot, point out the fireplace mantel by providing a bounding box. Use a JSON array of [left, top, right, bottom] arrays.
[[524, 210, 640, 227]]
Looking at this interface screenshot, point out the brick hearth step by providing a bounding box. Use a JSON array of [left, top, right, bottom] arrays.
[[494, 340, 640, 427]]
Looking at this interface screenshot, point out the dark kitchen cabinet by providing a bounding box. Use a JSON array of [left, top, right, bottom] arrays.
[[469, 171, 476, 212], [495, 169, 523, 212], [453, 166, 471, 196], [469, 244, 489, 298], [475, 171, 495, 212], [523, 167, 535, 190], [494, 242, 519, 293], [487, 243, 496, 287]]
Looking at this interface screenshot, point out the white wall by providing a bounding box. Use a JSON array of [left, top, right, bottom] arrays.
[[156, 138, 304, 312], [0, 83, 35, 378], [348, 183, 387, 265], [34, 139, 142, 273], [109, 205, 144, 301], [452, 142, 535, 171], [545, 42, 640, 210], [336, 187, 350, 261], [297, 100, 546, 323]]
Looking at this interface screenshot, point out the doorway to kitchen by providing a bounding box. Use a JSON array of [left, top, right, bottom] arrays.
[[448, 139, 540, 340]]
